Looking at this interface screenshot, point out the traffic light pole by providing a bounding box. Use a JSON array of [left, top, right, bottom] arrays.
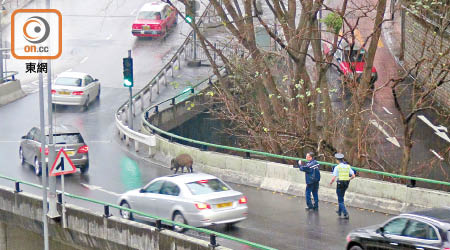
[[127, 50, 133, 130]]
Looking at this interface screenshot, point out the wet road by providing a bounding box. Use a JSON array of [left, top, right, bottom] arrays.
[[1, 1, 393, 249]]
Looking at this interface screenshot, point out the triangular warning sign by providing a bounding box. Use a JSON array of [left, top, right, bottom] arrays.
[[49, 148, 77, 176]]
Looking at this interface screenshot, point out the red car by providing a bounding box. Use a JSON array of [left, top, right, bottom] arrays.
[[324, 42, 378, 88], [132, 2, 177, 38]]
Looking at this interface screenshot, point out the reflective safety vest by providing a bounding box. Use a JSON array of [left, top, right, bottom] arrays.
[[337, 164, 351, 181]]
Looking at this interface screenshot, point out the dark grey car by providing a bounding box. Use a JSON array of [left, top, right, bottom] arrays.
[[346, 207, 450, 250], [19, 125, 89, 176]]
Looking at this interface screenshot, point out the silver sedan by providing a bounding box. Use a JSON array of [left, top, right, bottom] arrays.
[[51, 72, 100, 109], [118, 173, 248, 232]]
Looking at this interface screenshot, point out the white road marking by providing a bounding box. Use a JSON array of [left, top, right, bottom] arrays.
[[130, 8, 138, 15], [382, 107, 393, 115], [417, 115, 450, 143], [430, 149, 444, 160], [369, 120, 401, 147], [66, 68, 73, 72], [106, 34, 112, 40], [80, 57, 89, 64], [80, 183, 121, 196]]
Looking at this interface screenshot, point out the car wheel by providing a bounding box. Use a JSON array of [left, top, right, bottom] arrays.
[[172, 211, 187, 233], [96, 87, 101, 99], [80, 163, 89, 174], [19, 147, 25, 165], [34, 157, 42, 176], [120, 201, 133, 220], [83, 95, 90, 110], [225, 222, 237, 229], [349, 245, 363, 250]]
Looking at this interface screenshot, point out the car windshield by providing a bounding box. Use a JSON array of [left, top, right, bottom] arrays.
[[55, 77, 82, 87], [186, 179, 230, 195], [46, 133, 83, 144], [137, 11, 161, 20]]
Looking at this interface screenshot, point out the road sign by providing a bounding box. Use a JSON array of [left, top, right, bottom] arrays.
[[49, 148, 77, 176]]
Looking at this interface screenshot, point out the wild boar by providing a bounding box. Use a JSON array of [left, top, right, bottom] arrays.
[[170, 154, 193, 174]]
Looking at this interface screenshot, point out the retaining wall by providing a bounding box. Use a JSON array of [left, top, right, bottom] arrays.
[[150, 136, 450, 214], [0, 80, 25, 106], [0, 185, 230, 250], [403, 8, 450, 111]]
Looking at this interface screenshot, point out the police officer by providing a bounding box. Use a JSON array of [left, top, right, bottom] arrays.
[[294, 152, 321, 211], [329, 153, 355, 219]]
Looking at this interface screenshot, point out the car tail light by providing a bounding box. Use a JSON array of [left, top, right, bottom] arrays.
[[51, 89, 56, 94], [72, 91, 84, 95], [442, 248, 450, 250], [39, 147, 49, 155], [77, 145, 88, 154], [197, 180, 209, 184], [194, 202, 211, 210], [239, 196, 248, 204], [346, 235, 351, 242]]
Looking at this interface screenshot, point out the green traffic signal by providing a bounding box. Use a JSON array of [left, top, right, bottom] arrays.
[[123, 57, 133, 87], [185, 15, 193, 24]]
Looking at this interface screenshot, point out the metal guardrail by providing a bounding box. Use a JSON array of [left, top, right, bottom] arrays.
[[115, 2, 218, 150], [0, 70, 18, 82], [0, 173, 277, 250]]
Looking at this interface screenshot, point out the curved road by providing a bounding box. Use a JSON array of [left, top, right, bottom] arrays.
[[0, 1, 392, 249]]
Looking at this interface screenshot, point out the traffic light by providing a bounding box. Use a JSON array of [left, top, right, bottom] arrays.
[[185, 14, 193, 23], [123, 57, 133, 87]]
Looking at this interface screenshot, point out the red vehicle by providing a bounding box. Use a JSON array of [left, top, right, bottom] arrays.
[[132, 2, 177, 38], [324, 42, 378, 88]]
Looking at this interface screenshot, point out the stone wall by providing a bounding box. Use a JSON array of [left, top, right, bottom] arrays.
[[403, 8, 450, 111]]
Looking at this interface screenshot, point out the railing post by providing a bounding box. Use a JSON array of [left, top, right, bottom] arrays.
[[103, 205, 111, 218], [178, 54, 181, 69], [209, 234, 219, 247], [135, 140, 140, 152], [140, 93, 145, 111], [244, 152, 250, 159], [57, 193, 62, 203], [149, 83, 153, 103], [15, 182, 22, 193], [171, 98, 175, 105], [163, 71, 167, 86], [190, 88, 194, 94], [154, 106, 159, 114], [156, 219, 162, 231], [157, 76, 160, 94], [171, 62, 174, 77], [200, 144, 208, 151]]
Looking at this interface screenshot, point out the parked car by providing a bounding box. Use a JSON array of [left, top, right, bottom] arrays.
[[323, 41, 378, 88], [51, 72, 100, 109], [132, 2, 177, 38], [346, 207, 450, 250], [19, 125, 89, 176], [118, 173, 248, 232]]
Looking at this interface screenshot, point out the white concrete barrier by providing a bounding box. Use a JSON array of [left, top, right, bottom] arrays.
[[152, 136, 450, 214], [0, 80, 25, 106]]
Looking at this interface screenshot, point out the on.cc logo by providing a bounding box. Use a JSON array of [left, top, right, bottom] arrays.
[[23, 16, 50, 44]]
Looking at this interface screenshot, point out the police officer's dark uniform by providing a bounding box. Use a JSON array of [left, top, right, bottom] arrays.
[[329, 153, 355, 219], [294, 152, 321, 210]]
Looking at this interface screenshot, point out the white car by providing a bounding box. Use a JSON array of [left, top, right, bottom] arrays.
[[51, 72, 100, 108], [118, 173, 248, 232]]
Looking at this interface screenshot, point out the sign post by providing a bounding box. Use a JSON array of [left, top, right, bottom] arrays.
[[49, 148, 77, 228]]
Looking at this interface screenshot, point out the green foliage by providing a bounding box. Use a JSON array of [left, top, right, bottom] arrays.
[[321, 12, 343, 34]]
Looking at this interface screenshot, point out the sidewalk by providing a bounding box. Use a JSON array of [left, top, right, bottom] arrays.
[[381, 0, 403, 65]]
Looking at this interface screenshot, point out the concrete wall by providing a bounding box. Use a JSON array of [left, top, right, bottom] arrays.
[[151, 136, 450, 214], [0, 185, 230, 250], [147, 89, 211, 131], [403, 8, 450, 111], [0, 80, 25, 106]]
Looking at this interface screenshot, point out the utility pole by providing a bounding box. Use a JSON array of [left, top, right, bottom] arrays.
[[46, 0, 60, 221], [38, 60, 49, 250], [0, 1, 5, 83]]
